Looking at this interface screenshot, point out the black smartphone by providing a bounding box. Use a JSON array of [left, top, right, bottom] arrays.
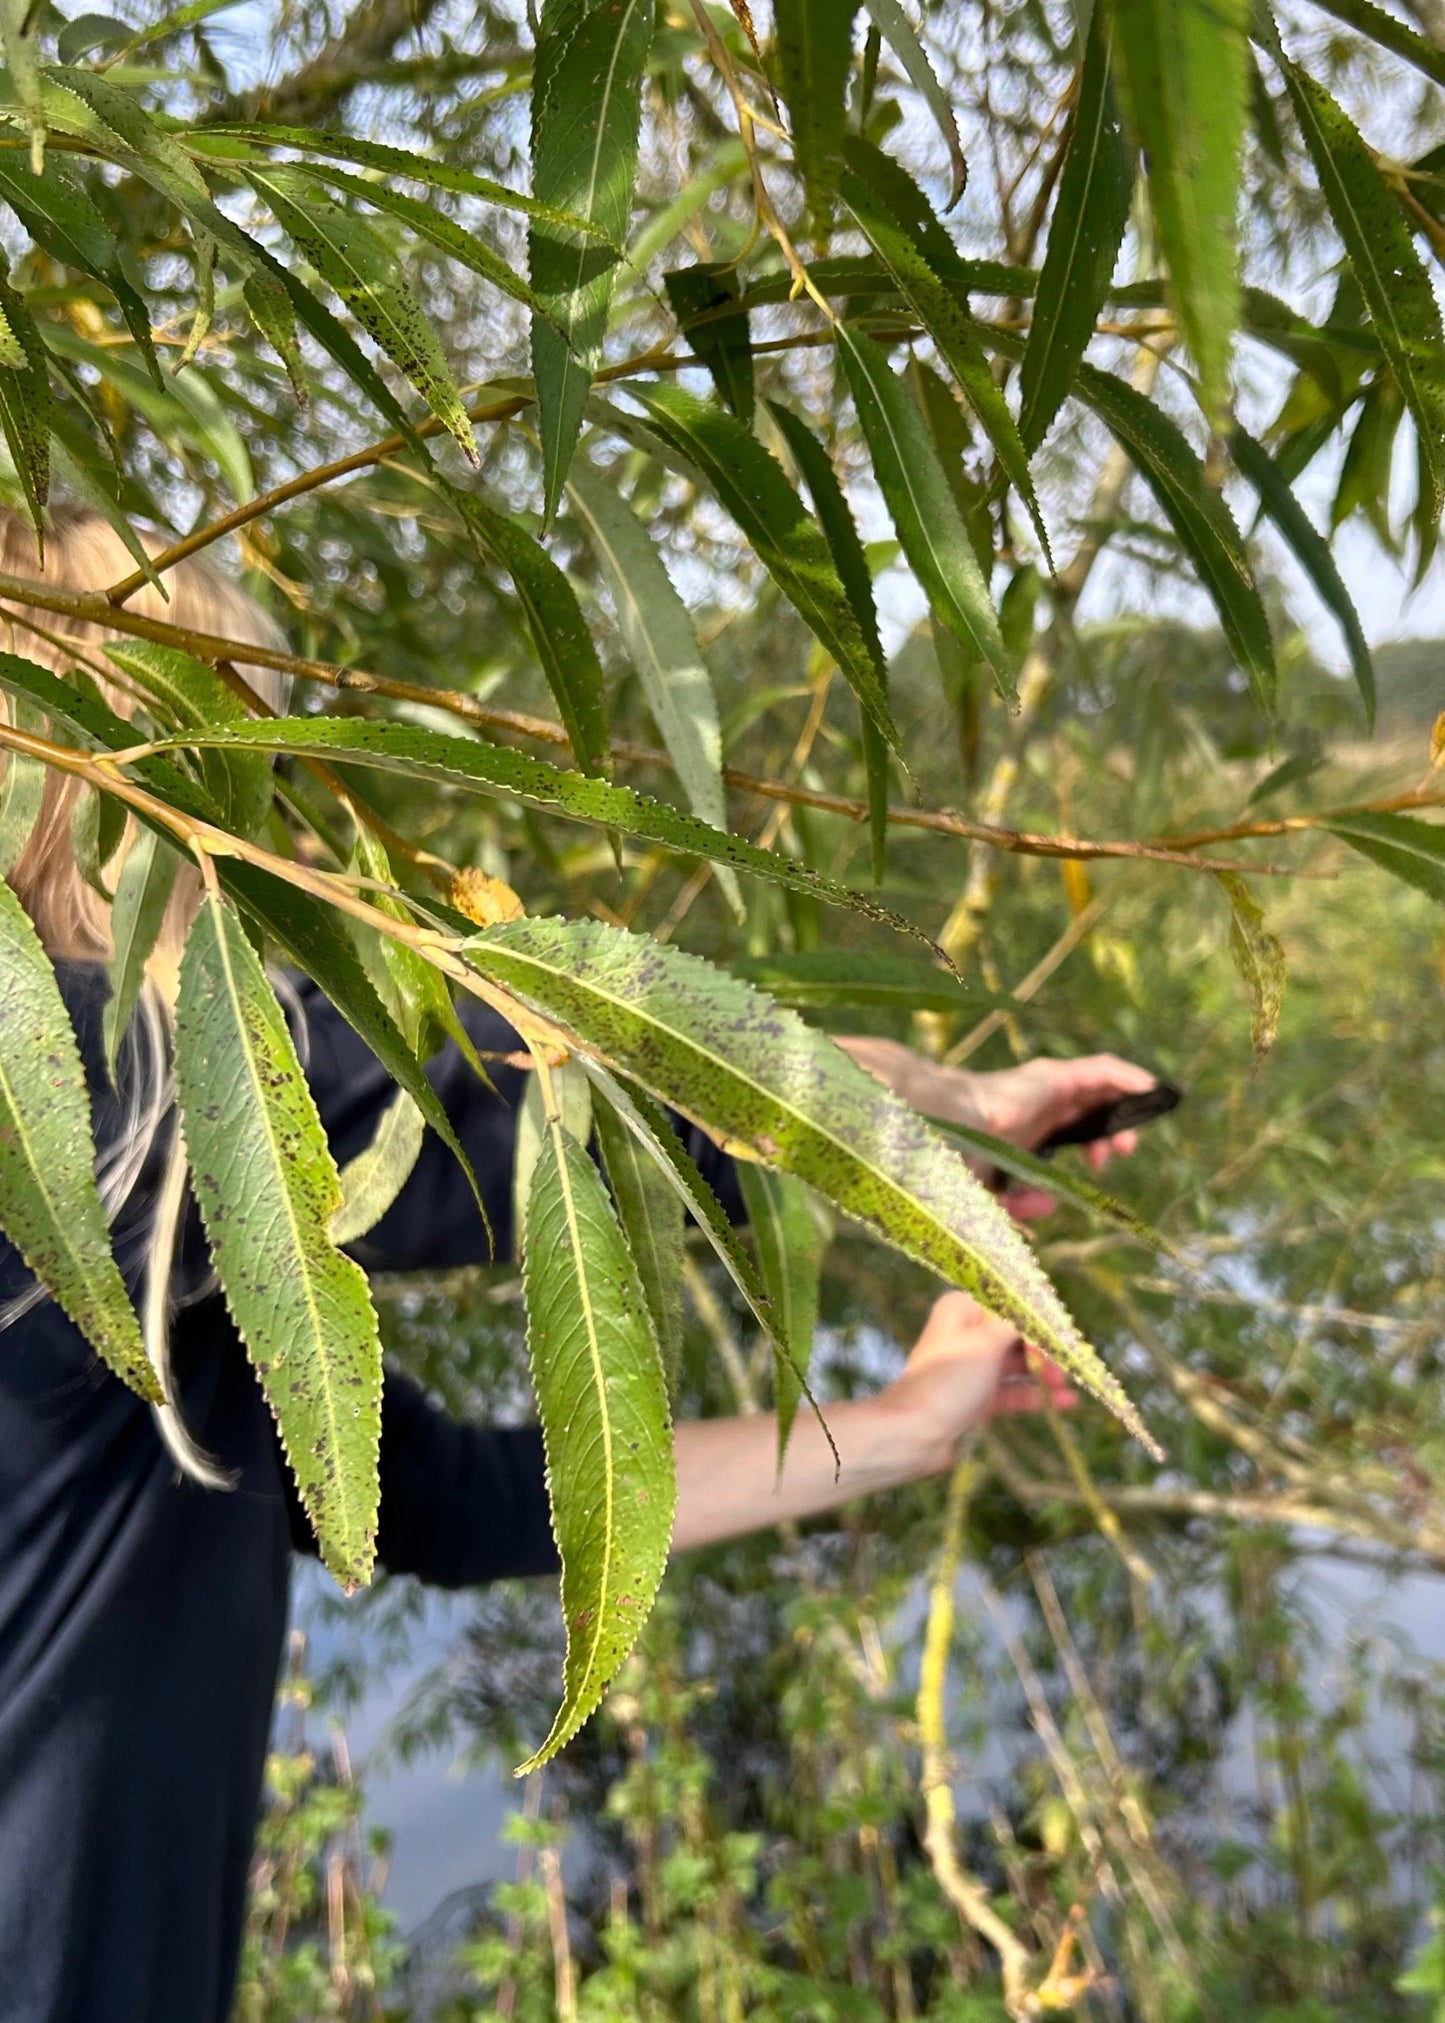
[[1035, 1080, 1184, 1157]]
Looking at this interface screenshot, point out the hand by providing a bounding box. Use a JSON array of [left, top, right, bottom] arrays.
[[882, 1291, 1077, 1466], [969, 1053, 1159, 1163]]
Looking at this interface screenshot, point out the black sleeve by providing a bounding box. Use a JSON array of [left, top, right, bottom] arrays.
[[287, 1364, 560, 1585], [296, 979, 745, 1274]]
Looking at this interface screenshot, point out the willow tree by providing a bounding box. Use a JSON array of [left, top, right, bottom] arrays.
[[0, 0, 1439, 1812]]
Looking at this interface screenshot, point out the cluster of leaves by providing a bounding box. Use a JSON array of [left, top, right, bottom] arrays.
[[0, 0, 1444, 1790]]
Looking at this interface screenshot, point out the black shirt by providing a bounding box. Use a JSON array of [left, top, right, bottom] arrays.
[[0, 967, 568, 2023]]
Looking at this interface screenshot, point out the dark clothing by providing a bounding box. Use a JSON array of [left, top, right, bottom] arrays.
[[0, 968, 572, 2023]]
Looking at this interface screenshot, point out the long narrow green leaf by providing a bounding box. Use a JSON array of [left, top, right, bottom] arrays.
[[518, 1115, 674, 1772], [462, 917, 1157, 1451], [766, 402, 892, 883], [138, 715, 956, 966], [175, 891, 383, 1588], [329, 1090, 427, 1247], [735, 1163, 823, 1463], [0, 881, 157, 1398], [576, 1058, 780, 1350], [1277, 54, 1445, 525], [927, 1115, 1176, 1255], [104, 639, 273, 838], [103, 830, 180, 1079], [664, 264, 754, 421], [0, 153, 159, 381], [0, 689, 45, 872], [1019, 3, 1133, 451], [625, 384, 903, 756], [248, 166, 478, 464], [0, 267, 48, 544], [1218, 872, 1286, 1067], [513, 1059, 593, 1264], [530, 0, 652, 523], [774, 0, 860, 224], [1111, 0, 1249, 422], [198, 125, 614, 239], [1328, 811, 1445, 902], [860, 0, 967, 206], [837, 323, 1014, 701], [565, 458, 741, 915], [838, 148, 1051, 565], [0, 0, 45, 171], [302, 163, 549, 322], [449, 487, 610, 776], [1230, 425, 1375, 727], [593, 1086, 685, 1393], [732, 950, 1004, 1015], [1308, 0, 1445, 91]]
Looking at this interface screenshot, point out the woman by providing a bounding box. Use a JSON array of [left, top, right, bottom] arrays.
[[0, 512, 1155, 2023]]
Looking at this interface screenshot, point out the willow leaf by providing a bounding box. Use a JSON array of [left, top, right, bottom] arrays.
[[199, 126, 613, 238], [565, 458, 740, 915], [837, 323, 1013, 701], [1019, 3, 1132, 451], [0, 882, 156, 1399], [463, 917, 1156, 1451], [928, 1116, 1176, 1256], [0, 706, 44, 876], [0, 268, 48, 543], [838, 152, 1051, 565], [303, 163, 549, 322], [103, 830, 180, 1079], [860, 0, 966, 206], [767, 402, 891, 882], [530, 0, 652, 523], [593, 1087, 685, 1393], [1218, 872, 1286, 1067], [518, 1117, 674, 1772], [0, 152, 158, 380], [1111, 0, 1248, 422], [732, 950, 1003, 1015], [1278, 56, 1445, 524], [1308, 0, 1445, 89], [0, 0, 45, 170], [248, 166, 477, 464], [175, 891, 383, 1588], [1328, 811, 1445, 902], [330, 1091, 426, 1247], [104, 639, 273, 838], [626, 384, 902, 756], [1230, 425, 1374, 727], [450, 487, 610, 775], [664, 264, 754, 421], [774, 0, 859, 223], [151, 718, 956, 967], [513, 1060, 593, 1265], [736, 1163, 822, 1462]]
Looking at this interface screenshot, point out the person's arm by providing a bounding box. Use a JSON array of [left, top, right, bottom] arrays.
[[671, 1291, 1072, 1552]]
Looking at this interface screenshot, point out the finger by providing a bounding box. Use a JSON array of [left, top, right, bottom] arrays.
[[990, 1382, 1079, 1417], [1006, 1186, 1058, 1221]]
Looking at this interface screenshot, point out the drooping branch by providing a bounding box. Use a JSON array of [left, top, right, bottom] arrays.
[[206, 0, 454, 128]]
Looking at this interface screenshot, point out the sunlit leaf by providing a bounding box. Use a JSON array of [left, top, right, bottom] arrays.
[[0, 151, 159, 380], [1277, 54, 1445, 526], [837, 322, 1013, 701], [1217, 872, 1287, 1068], [175, 890, 383, 1588], [517, 1113, 673, 1772], [565, 457, 741, 914], [104, 639, 273, 839], [530, 0, 652, 523], [0, 880, 156, 1399], [103, 828, 180, 1080], [1019, 2, 1133, 451], [1329, 810, 1445, 904], [462, 917, 1157, 1450], [248, 166, 478, 464], [330, 1090, 426, 1247], [593, 1085, 685, 1393], [860, 0, 967, 206], [1111, 0, 1249, 422], [774, 0, 859, 224], [0, 266, 48, 543]]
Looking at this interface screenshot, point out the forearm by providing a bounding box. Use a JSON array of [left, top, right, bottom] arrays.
[[835, 1035, 987, 1125], [671, 1388, 954, 1553]]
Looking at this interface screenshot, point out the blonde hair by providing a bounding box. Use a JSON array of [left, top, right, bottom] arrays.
[[0, 507, 291, 1485], [0, 506, 289, 960]]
